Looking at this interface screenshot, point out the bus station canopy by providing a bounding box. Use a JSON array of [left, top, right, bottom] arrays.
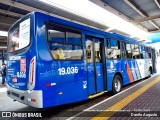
[[0, 0, 160, 59]]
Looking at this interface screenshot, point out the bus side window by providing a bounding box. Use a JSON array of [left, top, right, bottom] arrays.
[[140, 53, 143, 58], [47, 25, 83, 60], [86, 47, 91, 59], [148, 50, 151, 58], [52, 48, 65, 59], [139, 46, 145, 59], [121, 41, 127, 59], [132, 44, 140, 59], [146, 47, 151, 59], [86, 44, 92, 59], [126, 43, 132, 59], [86, 39, 93, 63], [107, 39, 121, 59]]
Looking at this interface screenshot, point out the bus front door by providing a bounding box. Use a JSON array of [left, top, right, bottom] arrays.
[[86, 36, 106, 95]]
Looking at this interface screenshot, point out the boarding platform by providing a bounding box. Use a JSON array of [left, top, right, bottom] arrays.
[[67, 73, 160, 120], [0, 72, 160, 120]]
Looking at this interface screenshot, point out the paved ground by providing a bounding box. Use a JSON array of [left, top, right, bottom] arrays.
[[110, 80, 160, 120], [66, 74, 160, 120]]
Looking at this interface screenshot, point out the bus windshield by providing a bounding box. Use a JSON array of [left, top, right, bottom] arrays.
[[8, 18, 30, 52]]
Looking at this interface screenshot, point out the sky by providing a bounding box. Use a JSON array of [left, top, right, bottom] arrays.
[[147, 33, 160, 43], [38, 0, 150, 40]]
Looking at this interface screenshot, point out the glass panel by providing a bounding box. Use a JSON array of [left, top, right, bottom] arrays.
[[50, 43, 83, 60], [126, 43, 131, 51], [48, 29, 65, 43], [131, 44, 135, 50], [148, 53, 151, 58], [107, 49, 121, 59], [148, 47, 151, 52], [140, 52, 143, 58], [140, 46, 145, 52], [47, 26, 83, 60], [9, 27, 19, 52], [134, 45, 139, 51], [145, 52, 149, 59], [109, 39, 118, 49], [133, 51, 140, 59], [126, 50, 132, 59], [106, 40, 110, 48], [145, 47, 151, 59], [95, 39, 102, 62], [121, 42, 126, 50], [9, 18, 30, 52], [86, 39, 93, 63], [107, 39, 121, 59], [67, 31, 82, 45], [122, 50, 127, 58]]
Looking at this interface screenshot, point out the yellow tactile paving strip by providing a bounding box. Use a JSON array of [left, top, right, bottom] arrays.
[[92, 77, 160, 120]]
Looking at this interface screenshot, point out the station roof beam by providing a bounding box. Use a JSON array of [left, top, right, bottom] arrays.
[[90, 0, 160, 33], [124, 0, 160, 31]]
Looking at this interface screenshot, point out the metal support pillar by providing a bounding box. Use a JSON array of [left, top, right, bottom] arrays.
[[2, 50, 4, 64]]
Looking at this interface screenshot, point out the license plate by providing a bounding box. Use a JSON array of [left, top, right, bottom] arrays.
[[12, 78, 18, 83]]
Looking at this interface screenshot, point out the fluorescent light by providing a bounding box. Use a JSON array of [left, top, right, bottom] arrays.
[[0, 46, 7, 49], [106, 28, 115, 32], [0, 31, 8, 37]]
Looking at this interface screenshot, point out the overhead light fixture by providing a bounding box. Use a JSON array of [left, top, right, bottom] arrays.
[[0, 46, 7, 49], [106, 27, 115, 32], [0, 31, 8, 37]]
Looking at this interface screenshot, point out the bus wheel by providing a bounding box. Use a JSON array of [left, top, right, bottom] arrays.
[[112, 75, 122, 94]]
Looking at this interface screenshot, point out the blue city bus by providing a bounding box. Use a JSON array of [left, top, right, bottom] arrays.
[[7, 12, 156, 108]]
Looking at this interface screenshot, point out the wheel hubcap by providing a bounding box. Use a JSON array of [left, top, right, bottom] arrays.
[[115, 80, 121, 92]]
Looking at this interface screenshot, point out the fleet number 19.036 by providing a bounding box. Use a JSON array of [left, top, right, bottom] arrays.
[[58, 67, 78, 75]]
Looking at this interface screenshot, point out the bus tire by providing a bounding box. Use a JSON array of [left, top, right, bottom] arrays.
[[112, 75, 122, 94]]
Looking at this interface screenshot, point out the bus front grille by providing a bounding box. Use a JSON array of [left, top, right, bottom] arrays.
[[11, 92, 19, 98]]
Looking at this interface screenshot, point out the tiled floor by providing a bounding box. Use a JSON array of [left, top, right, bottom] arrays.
[[109, 78, 160, 119]]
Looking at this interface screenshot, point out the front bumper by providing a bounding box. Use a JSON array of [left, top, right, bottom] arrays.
[[6, 84, 43, 108]]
